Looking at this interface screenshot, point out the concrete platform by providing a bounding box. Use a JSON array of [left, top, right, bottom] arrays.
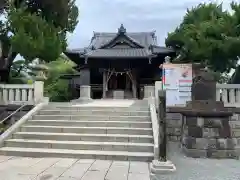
[[0, 156, 151, 180]]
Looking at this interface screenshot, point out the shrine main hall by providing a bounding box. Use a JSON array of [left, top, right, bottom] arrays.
[[64, 24, 175, 100]]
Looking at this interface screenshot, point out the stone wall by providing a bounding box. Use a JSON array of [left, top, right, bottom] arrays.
[[166, 113, 182, 142], [167, 113, 240, 147], [230, 114, 240, 148]]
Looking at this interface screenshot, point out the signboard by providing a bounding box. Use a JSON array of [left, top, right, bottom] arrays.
[[162, 63, 192, 106]]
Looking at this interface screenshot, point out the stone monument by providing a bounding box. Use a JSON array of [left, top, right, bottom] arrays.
[[169, 64, 237, 159]]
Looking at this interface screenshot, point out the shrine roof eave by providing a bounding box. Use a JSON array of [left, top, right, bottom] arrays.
[[79, 55, 154, 59], [151, 45, 175, 54], [63, 51, 85, 65], [60, 73, 81, 79], [64, 50, 176, 65]]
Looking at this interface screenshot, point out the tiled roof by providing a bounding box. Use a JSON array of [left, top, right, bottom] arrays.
[[84, 48, 152, 58], [90, 32, 157, 49], [151, 46, 175, 54]]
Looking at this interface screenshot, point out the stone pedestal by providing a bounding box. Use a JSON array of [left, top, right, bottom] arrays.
[[181, 114, 237, 159], [80, 85, 91, 100], [144, 85, 155, 99], [150, 160, 176, 179], [71, 85, 92, 102], [113, 90, 124, 99]]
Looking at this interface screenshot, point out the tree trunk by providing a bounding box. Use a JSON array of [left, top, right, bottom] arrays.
[[0, 48, 18, 83]]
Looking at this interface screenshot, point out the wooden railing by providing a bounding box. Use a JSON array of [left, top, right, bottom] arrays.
[[0, 81, 44, 105]]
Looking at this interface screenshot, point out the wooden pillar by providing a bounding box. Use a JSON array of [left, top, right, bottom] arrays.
[[102, 70, 107, 99], [132, 70, 137, 99]]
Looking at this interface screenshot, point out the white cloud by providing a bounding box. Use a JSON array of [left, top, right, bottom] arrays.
[[67, 0, 239, 48]]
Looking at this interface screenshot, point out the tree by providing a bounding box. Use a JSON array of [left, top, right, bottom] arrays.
[[28, 55, 77, 102], [165, 2, 240, 74], [0, 0, 79, 82]]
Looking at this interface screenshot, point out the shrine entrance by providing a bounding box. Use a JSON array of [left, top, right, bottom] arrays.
[[102, 68, 137, 99]]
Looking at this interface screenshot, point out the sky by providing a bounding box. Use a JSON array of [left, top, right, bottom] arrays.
[[67, 0, 239, 49]]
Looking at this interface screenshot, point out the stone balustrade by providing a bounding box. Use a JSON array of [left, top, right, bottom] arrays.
[[0, 81, 44, 105], [154, 81, 240, 107], [216, 84, 240, 107]]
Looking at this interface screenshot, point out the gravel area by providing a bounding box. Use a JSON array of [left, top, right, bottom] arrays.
[[156, 142, 240, 180]]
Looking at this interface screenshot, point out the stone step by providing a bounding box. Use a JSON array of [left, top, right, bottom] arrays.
[[42, 106, 149, 111], [21, 126, 153, 135], [0, 147, 154, 161], [32, 115, 150, 121], [37, 110, 150, 116], [27, 120, 152, 128], [5, 139, 154, 152], [13, 132, 153, 143]]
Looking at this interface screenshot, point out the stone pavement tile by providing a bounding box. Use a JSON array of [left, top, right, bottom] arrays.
[[0, 156, 13, 163], [105, 164, 129, 180], [53, 158, 78, 168], [89, 160, 112, 171], [111, 161, 129, 167], [16, 158, 61, 176], [57, 177, 78, 180], [128, 173, 150, 180], [2, 157, 42, 168], [61, 162, 92, 179], [129, 161, 149, 174], [0, 169, 37, 180], [77, 159, 95, 164], [35, 166, 68, 180], [81, 171, 106, 180]]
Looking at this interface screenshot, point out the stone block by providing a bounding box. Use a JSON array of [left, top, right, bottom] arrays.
[[207, 150, 238, 159], [231, 129, 240, 137], [167, 119, 182, 127], [167, 127, 182, 136], [188, 126, 203, 138], [202, 128, 219, 138], [197, 117, 204, 127], [203, 118, 223, 128], [195, 138, 209, 150], [167, 135, 180, 142], [207, 138, 217, 150], [216, 138, 236, 150], [229, 121, 240, 129], [183, 126, 188, 136], [186, 116, 198, 126], [182, 136, 196, 149], [181, 146, 207, 158], [174, 128, 182, 136], [166, 127, 173, 135], [236, 138, 240, 145], [231, 114, 239, 121]]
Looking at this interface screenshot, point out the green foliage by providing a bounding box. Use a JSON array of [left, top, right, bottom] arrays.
[[8, 60, 29, 83], [44, 58, 77, 102], [9, 6, 65, 62], [166, 2, 240, 73], [0, 0, 79, 82]]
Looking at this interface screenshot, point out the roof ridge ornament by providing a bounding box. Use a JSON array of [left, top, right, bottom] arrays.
[[118, 24, 126, 34]]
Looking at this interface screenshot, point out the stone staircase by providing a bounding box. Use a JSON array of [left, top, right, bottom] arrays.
[[0, 101, 154, 161]]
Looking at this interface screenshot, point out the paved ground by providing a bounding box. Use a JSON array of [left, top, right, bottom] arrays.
[[0, 142, 240, 180], [0, 157, 151, 180], [156, 142, 240, 180]]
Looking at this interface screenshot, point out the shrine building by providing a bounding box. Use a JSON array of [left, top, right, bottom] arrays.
[[64, 24, 176, 100]]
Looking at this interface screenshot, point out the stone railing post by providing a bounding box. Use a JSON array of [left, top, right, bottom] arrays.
[[34, 81, 44, 104], [144, 85, 155, 99], [150, 90, 176, 178], [158, 90, 167, 161]]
